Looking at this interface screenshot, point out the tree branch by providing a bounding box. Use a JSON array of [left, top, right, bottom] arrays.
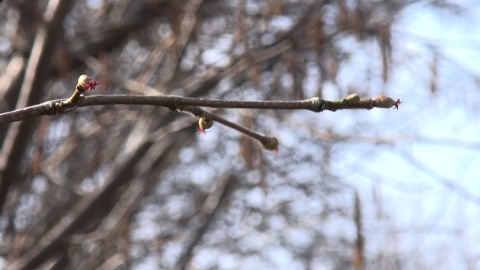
[[0, 92, 400, 152], [0, 94, 399, 126]]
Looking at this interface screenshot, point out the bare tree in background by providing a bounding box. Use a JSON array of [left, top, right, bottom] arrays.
[[0, 0, 474, 269]]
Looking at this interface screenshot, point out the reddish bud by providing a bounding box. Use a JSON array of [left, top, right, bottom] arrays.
[[393, 99, 402, 110], [84, 79, 99, 92], [77, 75, 99, 92]]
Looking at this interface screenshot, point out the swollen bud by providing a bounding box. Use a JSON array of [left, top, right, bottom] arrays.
[[197, 117, 213, 134], [262, 136, 279, 151], [77, 75, 91, 92], [78, 75, 91, 86], [344, 93, 360, 105], [199, 117, 213, 129], [76, 75, 99, 92], [373, 95, 395, 108]]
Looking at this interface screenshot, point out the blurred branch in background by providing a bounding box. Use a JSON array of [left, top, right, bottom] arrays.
[[0, 0, 73, 224]]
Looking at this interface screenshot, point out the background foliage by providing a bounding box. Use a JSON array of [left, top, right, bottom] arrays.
[[0, 0, 478, 269]]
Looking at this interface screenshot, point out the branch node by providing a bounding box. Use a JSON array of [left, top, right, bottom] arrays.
[[46, 101, 58, 116], [308, 97, 325, 112], [53, 100, 77, 114], [366, 98, 375, 110]]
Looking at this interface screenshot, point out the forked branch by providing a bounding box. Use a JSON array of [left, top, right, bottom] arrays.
[[0, 76, 401, 151]]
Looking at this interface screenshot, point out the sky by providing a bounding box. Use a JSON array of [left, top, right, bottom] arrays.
[[344, 1, 480, 268]]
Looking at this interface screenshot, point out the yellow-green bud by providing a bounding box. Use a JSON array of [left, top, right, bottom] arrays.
[[197, 117, 213, 134], [262, 136, 279, 151], [198, 117, 213, 130]]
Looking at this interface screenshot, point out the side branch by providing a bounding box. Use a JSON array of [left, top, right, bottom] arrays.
[[0, 94, 400, 126]]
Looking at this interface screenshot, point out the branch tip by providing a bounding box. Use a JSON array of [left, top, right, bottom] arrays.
[[393, 99, 402, 110], [373, 95, 395, 109], [262, 136, 279, 152]]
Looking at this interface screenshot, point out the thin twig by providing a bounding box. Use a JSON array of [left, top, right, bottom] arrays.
[[183, 106, 277, 150]]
